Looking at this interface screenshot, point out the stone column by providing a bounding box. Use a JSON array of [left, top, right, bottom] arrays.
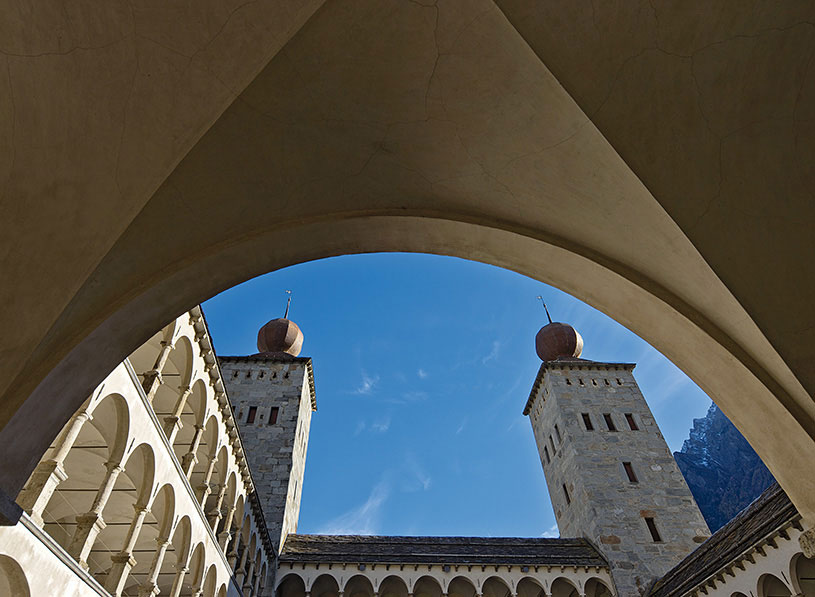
[[208, 483, 228, 531], [196, 455, 218, 504], [105, 503, 150, 596], [17, 411, 91, 526], [218, 506, 236, 548], [234, 543, 249, 586], [168, 565, 189, 597], [227, 533, 240, 569], [143, 341, 174, 401], [68, 461, 123, 568], [242, 559, 256, 596], [137, 537, 172, 597], [163, 385, 192, 443], [181, 425, 205, 477]]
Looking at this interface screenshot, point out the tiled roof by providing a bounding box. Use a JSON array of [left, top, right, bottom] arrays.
[[649, 483, 799, 597], [279, 535, 608, 567]]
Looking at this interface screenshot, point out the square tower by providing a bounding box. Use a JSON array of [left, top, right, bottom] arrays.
[[524, 360, 710, 595], [220, 354, 316, 553]]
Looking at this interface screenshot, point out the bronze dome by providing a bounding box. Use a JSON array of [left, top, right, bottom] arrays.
[[257, 318, 304, 356], [535, 322, 583, 361]]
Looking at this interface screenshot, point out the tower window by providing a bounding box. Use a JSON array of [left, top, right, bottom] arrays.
[[269, 407, 279, 425], [562, 484, 571, 505], [591, 379, 597, 386], [616, 378, 623, 385], [603, 413, 617, 431], [544, 446, 550, 464], [565, 378, 572, 385], [549, 435, 556, 455], [578, 378, 584, 386], [246, 370, 251, 378], [554, 424, 562, 443], [604, 378, 610, 385], [582, 413, 594, 431], [246, 406, 257, 424], [644, 517, 662, 542], [623, 462, 638, 483], [625, 413, 639, 430]]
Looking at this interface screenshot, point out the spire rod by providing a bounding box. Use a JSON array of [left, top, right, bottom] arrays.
[[536, 295, 553, 324], [283, 290, 292, 319]]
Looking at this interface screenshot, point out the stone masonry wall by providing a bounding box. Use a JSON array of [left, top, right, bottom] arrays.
[[220, 356, 314, 553], [527, 363, 710, 596]]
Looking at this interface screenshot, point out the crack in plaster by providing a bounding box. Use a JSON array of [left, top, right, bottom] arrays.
[[0, 38, 125, 59]]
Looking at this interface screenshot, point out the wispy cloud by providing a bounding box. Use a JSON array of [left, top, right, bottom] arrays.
[[417, 368, 428, 379], [371, 417, 391, 433], [354, 421, 367, 436], [404, 454, 432, 491], [354, 371, 379, 395], [541, 524, 559, 538], [317, 479, 390, 535], [456, 417, 467, 435], [482, 340, 502, 364]]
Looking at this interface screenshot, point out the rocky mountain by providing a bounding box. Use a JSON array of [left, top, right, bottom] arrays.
[[675, 403, 776, 532]]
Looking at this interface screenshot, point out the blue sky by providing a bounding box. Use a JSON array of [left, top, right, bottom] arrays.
[[203, 253, 713, 539]]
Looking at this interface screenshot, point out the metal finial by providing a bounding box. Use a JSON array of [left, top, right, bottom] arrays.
[[536, 296, 553, 324], [283, 290, 292, 319]]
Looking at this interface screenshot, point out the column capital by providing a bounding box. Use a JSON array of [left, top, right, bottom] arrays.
[[800, 524, 815, 558], [110, 553, 138, 567]]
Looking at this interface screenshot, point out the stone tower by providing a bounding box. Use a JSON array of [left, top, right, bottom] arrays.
[[524, 322, 710, 595], [219, 315, 316, 553]]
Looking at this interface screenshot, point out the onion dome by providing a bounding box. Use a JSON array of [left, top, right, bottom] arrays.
[[535, 322, 583, 361], [256, 318, 304, 356]]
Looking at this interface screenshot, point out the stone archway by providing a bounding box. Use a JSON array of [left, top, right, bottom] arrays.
[[0, 1, 813, 541]]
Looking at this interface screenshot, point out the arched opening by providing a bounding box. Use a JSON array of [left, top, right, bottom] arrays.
[[516, 577, 545, 597], [449, 577, 477, 597], [202, 564, 218, 597], [792, 552, 815, 597], [169, 378, 207, 466], [482, 577, 512, 597], [189, 416, 219, 500], [148, 334, 193, 414], [585, 578, 613, 597], [36, 393, 129, 553], [127, 321, 177, 391], [91, 443, 155, 589], [413, 576, 442, 597], [380, 575, 409, 597], [0, 554, 31, 597], [185, 543, 207, 597], [550, 577, 580, 597], [345, 574, 376, 597], [159, 515, 192, 597], [311, 573, 341, 597], [758, 573, 792, 597], [278, 573, 307, 597], [124, 483, 175, 596]]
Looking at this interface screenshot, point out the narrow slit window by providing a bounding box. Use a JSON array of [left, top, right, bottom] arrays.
[[604, 378, 610, 385], [578, 378, 584, 386], [645, 517, 662, 542], [554, 424, 562, 443], [603, 413, 617, 431], [269, 407, 279, 425], [623, 462, 638, 483], [562, 484, 571, 505], [592, 379, 598, 386], [246, 406, 257, 424], [565, 378, 572, 385], [544, 446, 550, 464], [582, 413, 594, 431], [549, 435, 556, 454], [625, 413, 639, 431], [616, 378, 623, 385]]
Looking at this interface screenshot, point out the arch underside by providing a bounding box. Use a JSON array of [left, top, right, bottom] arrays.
[[0, 0, 813, 530]]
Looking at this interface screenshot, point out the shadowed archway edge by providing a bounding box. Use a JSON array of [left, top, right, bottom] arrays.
[[1, 212, 813, 522]]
